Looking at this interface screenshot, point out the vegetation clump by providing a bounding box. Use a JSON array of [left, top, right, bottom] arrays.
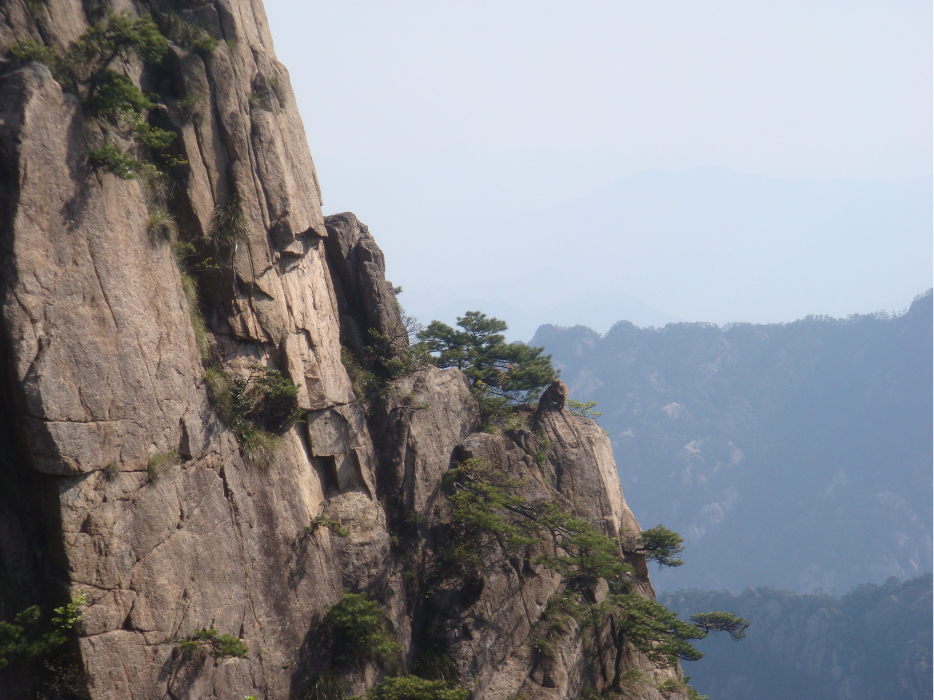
[[0, 592, 86, 669], [146, 449, 180, 482], [340, 303, 432, 406], [5, 13, 231, 378], [436, 456, 749, 696], [416, 311, 555, 429], [324, 593, 401, 670], [306, 514, 349, 538], [147, 205, 178, 244], [205, 364, 304, 467], [7, 12, 176, 175], [341, 347, 380, 404], [209, 193, 250, 245], [88, 143, 138, 178], [567, 399, 602, 420], [619, 525, 685, 570], [302, 671, 346, 700], [409, 647, 459, 683], [144, 6, 217, 54], [177, 267, 210, 359], [349, 675, 469, 700], [175, 628, 248, 658], [688, 611, 750, 640]]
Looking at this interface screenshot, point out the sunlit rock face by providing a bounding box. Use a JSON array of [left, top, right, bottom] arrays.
[[0, 2, 681, 698]]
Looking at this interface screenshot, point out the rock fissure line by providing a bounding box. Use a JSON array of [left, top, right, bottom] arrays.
[[0, 3, 687, 698]]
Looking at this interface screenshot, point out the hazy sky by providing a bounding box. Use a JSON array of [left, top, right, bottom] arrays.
[[264, 1, 932, 338]]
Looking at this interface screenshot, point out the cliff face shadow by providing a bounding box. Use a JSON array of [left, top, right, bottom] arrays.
[[288, 614, 333, 700], [158, 648, 209, 698]]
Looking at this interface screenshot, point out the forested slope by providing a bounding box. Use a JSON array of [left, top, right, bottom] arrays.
[[533, 291, 933, 593], [661, 575, 933, 700]]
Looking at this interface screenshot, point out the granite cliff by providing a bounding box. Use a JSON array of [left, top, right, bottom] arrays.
[[0, 1, 687, 698]]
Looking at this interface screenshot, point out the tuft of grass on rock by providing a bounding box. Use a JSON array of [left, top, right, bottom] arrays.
[[147, 206, 177, 244], [236, 425, 280, 468], [306, 514, 349, 538], [89, 143, 138, 179], [209, 193, 250, 245], [147, 450, 180, 482], [302, 671, 346, 700], [178, 271, 210, 360]]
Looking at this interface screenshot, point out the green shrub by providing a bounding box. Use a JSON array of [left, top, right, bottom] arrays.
[[7, 39, 59, 68], [303, 671, 346, 700], [567, 399, 602, 420], [146, 449, 180, 482], [365, 326, 430, 381], [173, 93, 200, 122], [620, 525, 684, 570], [688, 611, 750, 640], [103, 462, 119, 480], [411, 648, 459, 682], [535, 504, 633, 585], [324, 592, 401, 669], [417, 311, 555, 405], [0, 593, 86, 669], [10, 15, 180, 189], [306, 514, 349, 538], [209, 193, 250, 245], [341, 347, 379, 403], [129, 114, 176, 151], [443, 458, 536, 569], [147, 206, 177, 244], [205, 365, 232, 414], [351, 676, 469, 700], [175, 628, 248, 658], [83, 69, 154, 121], [89, 143, 138, 178], [532, 636, 555, 660], [502, 411, 529, 432], [656, 678, 708, 699], [473, 387, 513, 433], [237, 425, 281, 468], [147, 8, 217, 54], [205, 364, 303, 465], [541, 590, 580, 642]]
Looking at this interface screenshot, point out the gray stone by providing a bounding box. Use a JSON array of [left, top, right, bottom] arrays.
[[0, 3, 684, 699]]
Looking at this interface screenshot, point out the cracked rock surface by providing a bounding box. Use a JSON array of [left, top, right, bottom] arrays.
[[0, 1, 684, 698]]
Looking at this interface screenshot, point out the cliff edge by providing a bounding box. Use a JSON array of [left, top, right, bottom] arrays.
[[0, 1, 685, 698]]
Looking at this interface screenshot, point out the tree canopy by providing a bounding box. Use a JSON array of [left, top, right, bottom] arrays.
[[417, 311, 555, 404]]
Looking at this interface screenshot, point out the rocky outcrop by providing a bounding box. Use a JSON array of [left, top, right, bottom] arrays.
[[324, 212, 408, 357], [0, 2, 684, 699]]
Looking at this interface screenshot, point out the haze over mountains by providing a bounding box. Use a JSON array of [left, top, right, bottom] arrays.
[[396, 167, 932, 341], [661, 576, 933, 700], [533, 290, 933, 594]]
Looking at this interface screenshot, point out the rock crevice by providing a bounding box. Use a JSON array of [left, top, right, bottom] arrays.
[[0, 2, 684, 699]]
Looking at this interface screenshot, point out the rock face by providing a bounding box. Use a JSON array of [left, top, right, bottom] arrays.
[[0, 2, 684, 699]]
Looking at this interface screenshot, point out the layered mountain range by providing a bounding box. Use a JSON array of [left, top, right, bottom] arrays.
[[534, 292, 933, 594]]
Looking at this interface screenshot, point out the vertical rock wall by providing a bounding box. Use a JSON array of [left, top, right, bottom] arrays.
[[0, 1, 685, 699]]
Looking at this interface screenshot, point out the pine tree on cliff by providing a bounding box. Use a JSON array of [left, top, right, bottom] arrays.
[[417, 311, 555, 404]]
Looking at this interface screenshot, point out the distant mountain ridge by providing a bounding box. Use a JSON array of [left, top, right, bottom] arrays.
[[398, 167, 933, 341], [533, 290, 933, 593], [661, 576, 933, 700]]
